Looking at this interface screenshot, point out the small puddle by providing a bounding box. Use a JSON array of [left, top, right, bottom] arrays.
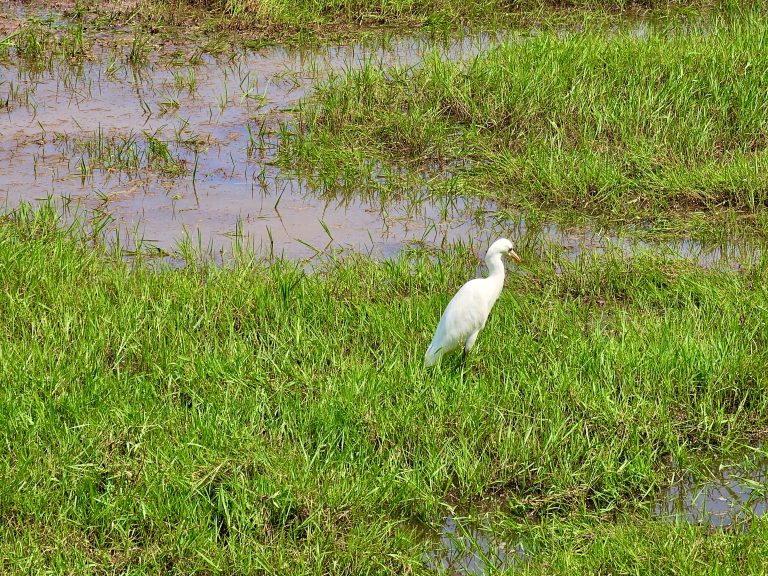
[[655, 448, 768, 529], [425, 514, 523, 574]]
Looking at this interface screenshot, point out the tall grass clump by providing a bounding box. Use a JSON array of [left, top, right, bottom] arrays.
[[1, 204, 768, 572], [288, 8, 768, 232], [7, 18, 92, 69]]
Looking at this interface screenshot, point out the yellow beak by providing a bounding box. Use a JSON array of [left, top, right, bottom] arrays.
[[509, 250, 522, 263]]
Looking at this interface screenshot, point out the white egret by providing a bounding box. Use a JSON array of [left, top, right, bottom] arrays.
[[424, 238, 521, 367]]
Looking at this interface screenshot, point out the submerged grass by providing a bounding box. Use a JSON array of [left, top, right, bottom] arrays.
[[1, 16, 91, 68], [51, 128, 190, 179], [516, 512, 768, 573], [286, 6, 768, 238], [1, 205, 768, 573]]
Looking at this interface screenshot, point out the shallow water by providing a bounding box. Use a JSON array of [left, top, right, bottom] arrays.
[[0, 5, 759, 264], [655, 449, 768, 528], [0, 10, 519, 259], [424, 450, 768, 574], [425, 514, 523, 574]]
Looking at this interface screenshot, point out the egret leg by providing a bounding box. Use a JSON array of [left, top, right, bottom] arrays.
[[463, 330, 481, 355]]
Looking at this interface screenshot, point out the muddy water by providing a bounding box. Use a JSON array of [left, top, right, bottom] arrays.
[[425, 514, 523, 574], [655, 449, 768, 528], [0, 15, 520, 259], [0, 8, 758, 264], [425, 450, 768, 574]]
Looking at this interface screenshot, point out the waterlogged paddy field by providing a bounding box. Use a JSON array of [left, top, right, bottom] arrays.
[[1, 9, 517, 260], [2, 2, 768, 575]]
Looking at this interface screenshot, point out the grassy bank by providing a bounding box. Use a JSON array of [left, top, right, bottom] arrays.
[[2, 0, 753, 46], [285, 6, 768, 238], [1, 206, 767, 573], [518, 514, 768, 573], [128, 0, 728, 34]]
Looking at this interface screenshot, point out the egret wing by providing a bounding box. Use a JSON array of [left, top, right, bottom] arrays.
[[434, 279, 488, 350]]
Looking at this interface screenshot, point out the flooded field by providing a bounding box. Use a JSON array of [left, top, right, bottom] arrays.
[[425, 514, 523, 574], [424, 448, 768, 575], [0, 10, 513, 259], [3, 3, 768, 575], [3, 6, 759, 265]]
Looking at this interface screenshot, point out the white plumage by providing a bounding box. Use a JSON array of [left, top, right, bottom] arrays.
[[424, 238, 521, 367]]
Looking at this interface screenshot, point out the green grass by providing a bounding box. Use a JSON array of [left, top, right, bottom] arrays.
[[2, 205, 767, 573], [19, 0, 747, 46], [156, 0, 714, 30], [1, 16, 91, 69], [50, 128, 190, 180], [3, 3, 768, 571], [284, 5, 768, 239], [517, 513, 768, 574], [138, 0, 749, 36]]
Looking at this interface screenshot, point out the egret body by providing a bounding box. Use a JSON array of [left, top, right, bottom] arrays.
[[424, 238, 521, 367]]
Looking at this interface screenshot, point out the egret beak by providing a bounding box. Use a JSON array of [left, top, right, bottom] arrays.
[[509, 250, 522, 263]]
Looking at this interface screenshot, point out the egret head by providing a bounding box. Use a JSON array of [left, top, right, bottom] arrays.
[[486, 238, 521, 263]]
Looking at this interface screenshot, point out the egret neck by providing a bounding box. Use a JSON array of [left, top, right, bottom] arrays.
[[483, 250, 507, 305]]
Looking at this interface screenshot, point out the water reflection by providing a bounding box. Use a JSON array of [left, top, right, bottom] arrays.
[[426, 515, 523, 575], [0, 13, 524, 259], [655, 449, 768, 528], [0, 4, 760, 264]]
